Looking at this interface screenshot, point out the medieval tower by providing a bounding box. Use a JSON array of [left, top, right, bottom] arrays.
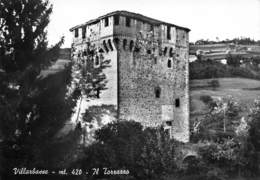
[[70, 11, 190, 142]]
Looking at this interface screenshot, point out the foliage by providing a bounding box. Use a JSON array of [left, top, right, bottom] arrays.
[[192, 97, 242, 142], [71, 41, 111, 100], [189, 60, 259, 80], [191, 37, 260, 45], [82, 104, 117, 126], [0, 0, 81, 177], [75, 120, 177, 180], [248, 99, 260, 152], [226, 54, 242, 67]]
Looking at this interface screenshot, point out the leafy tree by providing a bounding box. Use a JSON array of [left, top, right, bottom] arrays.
[[226, 54, 242, 67], [75, 120, 177, 180], [71, 41, 110, 100], [249, 100, 260, 151], [194, 97, 242, 142], [0, 0, 81, 178]]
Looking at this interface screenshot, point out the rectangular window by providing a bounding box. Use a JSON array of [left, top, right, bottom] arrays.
[[105, 17, 109, 27], [175, 98, 180, 108], [114, 15, 119, 25], [126, 17, 131, 27], [167, 26, 171, 40], [82, 26, 86, 39], [75, 28, 78, 38], [166, 121, 172, 126]]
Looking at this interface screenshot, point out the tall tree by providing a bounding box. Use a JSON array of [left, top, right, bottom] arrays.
[[0, 0, 80, 178]]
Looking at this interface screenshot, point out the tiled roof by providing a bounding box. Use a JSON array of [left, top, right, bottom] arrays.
[[70, 10, 190, 32]]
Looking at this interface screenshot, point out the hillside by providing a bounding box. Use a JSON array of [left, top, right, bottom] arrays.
[[190, 77, 260, 123]]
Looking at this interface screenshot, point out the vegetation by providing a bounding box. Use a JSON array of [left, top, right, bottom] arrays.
[[73, 120, 178, 180], [0, 0, 109, 179], [189, 60, 260, 80], [190, 97, 259, 179], [190, 37, 260, 45], [0, 1, 259, 180]]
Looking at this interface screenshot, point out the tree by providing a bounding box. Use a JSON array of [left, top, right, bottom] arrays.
[[75, 120, 177, 180], [226, 54, 242, 67], [249, 100, 260, 151], [194, 97, 242, 142], [0, 0, 80, 177], [71, 40, 110, 100]]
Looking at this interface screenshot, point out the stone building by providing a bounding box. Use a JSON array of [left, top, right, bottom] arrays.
[[70, 11, 190, 142]]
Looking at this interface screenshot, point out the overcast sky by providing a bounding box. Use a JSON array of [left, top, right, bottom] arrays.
[[48, 0, 260, 47]]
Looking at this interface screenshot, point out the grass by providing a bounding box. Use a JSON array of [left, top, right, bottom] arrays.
[[190, 78, 260, 111], [190, 77, 260, 125]]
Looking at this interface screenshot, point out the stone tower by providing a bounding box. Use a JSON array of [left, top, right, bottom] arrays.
[[70, 11, 190, 142]]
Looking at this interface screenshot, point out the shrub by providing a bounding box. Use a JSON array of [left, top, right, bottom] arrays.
[[75, 121, 178, 180]]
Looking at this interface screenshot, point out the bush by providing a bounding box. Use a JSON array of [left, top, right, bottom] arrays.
[[75, 121, 178, 180]]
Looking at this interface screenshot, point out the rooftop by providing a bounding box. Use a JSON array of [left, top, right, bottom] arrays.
[[69, 10, 190, 32]]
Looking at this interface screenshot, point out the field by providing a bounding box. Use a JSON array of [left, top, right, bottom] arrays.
[[190, 78, 260, 119]]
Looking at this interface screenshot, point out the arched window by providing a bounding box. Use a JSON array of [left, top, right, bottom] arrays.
[[103, 40, 109, 53], [108, 39, 113, 51], [168, 59, 172, 68], [154, 86, 161, 98], [123, 39, 127, 50], [129, 40, 134, 51]]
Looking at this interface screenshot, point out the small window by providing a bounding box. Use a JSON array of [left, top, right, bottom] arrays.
[[175, 98, 180, 107], [155, 86, 161, 98], [129, 40, 134, 51], [96, 88, 100, 98], [168, 59, 172, 68], [126, 17, 131, 27], [123, 39, 127, 50], [104, 17, 109, 27], [166, 121, 172, 126], [82, 27, 86, 39], [75, 28, 78, 38], [167, 26, 171, 40], [114, 15, 119, 25]]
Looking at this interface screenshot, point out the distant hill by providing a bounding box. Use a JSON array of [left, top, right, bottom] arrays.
[[189, 43, 260, 61]]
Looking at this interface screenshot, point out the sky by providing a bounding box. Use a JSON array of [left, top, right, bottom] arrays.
[[48, 0, 260, 47]]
